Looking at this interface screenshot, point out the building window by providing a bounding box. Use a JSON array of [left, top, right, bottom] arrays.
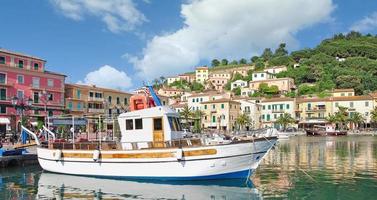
[[221, 104, 224, 109], [47, 79, 54, 87], [204, 105, 207, 109], [124, 98, 128, 105], [108, 96, 112, 103], [0, 56, 5, 64], [268, 105, 271, 110], [34, 63, 39, 70], [33, 92, 39, 103], [117, 97, 120, 104], [350, 102, 354, 108], [0, 73, 6, 84], [17, 75, 24, 84], [192, 99, 195, 103], [263, 105, 265, 110], [153, 118, 162, 131], [348, 93, 352, 96], [212, 116, 216, 123], [89, 92, 94, 97], [108, 109, 112, 115], [48, 93, 53, 101], [17, 90, 24, 99], [0, 88, 6, 100], [95, 92, 102, 98], [126, 119, 134, 130], [212, 104, 216, 109], [77, 102, 81, 110], [77, 90, 81, 99], [341, 93, 345, 96], [18, 60, 24, 68], [135, 118, 143, 129], [365, 101, 369, 107], [48, 110, 53, 116], [267, 114, 271, 121], [68, 102, 73, 110], [0, 105, 6, 114], [286, 104, 290, 109], [335, 102, 339, 107], [32, 77, 40, 88]]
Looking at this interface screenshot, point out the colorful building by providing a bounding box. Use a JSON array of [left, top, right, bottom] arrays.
[[195, 66, 209, 84], [249, 78, 296, 94], [260, 97, 296, 129], [208, 72, 231, 91], [201, 98, 241, 131], [0, 49, 65, 132]]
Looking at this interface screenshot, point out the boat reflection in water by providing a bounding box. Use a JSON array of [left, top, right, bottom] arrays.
[[37, 172, 262, 200]]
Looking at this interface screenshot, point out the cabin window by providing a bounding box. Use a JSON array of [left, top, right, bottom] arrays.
[[168, 117, 182, 131], [126, 119, 133, 130], [153, 118, 163, 131], [135, 118, 143, 129]]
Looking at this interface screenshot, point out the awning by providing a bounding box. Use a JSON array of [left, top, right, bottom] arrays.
[[0, 117, 10, 124], [51, 118, 88, 126]]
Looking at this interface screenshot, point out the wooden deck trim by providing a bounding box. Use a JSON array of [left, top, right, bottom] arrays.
[[61, 148, 217, 159]]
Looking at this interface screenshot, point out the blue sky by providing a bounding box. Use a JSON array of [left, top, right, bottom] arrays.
[[1, 0, 377, 91]]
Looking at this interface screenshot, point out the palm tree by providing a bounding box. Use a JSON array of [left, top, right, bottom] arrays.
[[326, 114, 338, 128], [235, 113, 251, 131], [348, 112, 365, 130], [179, 105, 193, 129], [371, 107, 377, 128], [193, 110, 206, 133], [276, 113, 295, 131], [335, 106, 349, 130]]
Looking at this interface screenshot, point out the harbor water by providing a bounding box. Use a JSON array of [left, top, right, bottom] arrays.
[[1, 136, 376, 199]]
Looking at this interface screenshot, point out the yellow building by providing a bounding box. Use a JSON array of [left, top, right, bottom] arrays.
[[200, 98, 241, 131], [195, 66, 209, 84], [249, 78, 296, 93], [296, 97, 333, 128], [331, 88, 355, 97]]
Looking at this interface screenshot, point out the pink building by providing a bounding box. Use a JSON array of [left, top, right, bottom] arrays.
[[0, 49, 66, 133]]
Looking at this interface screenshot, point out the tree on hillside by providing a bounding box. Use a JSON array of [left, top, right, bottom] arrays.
[[211, 59, 220, 67], [261, 48, 273, 61], [276, 113, 295, 131], [255, 60, 265, 70], [250, 56, 259, 63], [190, 81, 204, 92], [274, 43, 288, 57], [346, 31, 362, 39], [232, 87, 241, 96], [221, 59, 229, 66], [232, 72, 244, 81], [230, 60, 238, 65], [239, 58, 247, 64], [159, 76, 166, 85]]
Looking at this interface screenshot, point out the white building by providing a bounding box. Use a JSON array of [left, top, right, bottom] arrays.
[[167, 76, 181, 85], [231, 80, 248, 90], [241, 87, 257, 97], [260, 97, 296, 129], [187, 91, 230, 111], [264, 66, 287, 74], [234, 97, 262, 129], [252, 71, 276, 81]]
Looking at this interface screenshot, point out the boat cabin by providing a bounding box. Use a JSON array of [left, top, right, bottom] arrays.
[[118, 106, 184, 150]]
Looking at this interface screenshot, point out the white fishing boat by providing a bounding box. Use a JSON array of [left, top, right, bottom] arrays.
[[32, 86, 277, 180]]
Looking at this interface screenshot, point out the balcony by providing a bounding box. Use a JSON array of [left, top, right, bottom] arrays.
[[88, 97, 104, 102], [88, 108, 104, 113], [271, 109, 285, 113], [305, 108, 326, 112]]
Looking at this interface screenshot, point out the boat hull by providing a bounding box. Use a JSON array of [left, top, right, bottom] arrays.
[[37, 138, 277, 180]]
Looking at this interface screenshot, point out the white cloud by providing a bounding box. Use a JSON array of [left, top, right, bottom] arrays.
[[350, 12, 377, 33], [129, 0, 335, 80], [50, 0, 147, 33], [78, 65, 133, 90]]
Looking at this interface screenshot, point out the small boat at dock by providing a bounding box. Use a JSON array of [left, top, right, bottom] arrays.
[[305, 125, 347, 136]]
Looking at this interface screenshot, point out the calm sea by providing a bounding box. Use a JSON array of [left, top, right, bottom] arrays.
[[1, 136, 376, 199]]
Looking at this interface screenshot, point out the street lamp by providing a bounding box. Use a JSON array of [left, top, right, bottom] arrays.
[[12, 96, 33, 131]]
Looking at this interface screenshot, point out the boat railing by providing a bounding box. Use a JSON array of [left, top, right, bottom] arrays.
[[40, 138, 205, 150]]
